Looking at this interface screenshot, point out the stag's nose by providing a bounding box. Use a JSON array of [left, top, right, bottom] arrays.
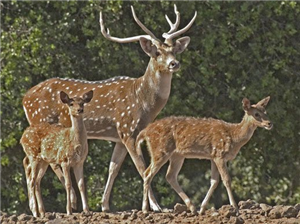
[[169, 60, 180, 70]]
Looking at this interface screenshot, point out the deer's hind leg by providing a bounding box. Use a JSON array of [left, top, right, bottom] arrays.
[[142, 152, 172, 213], [165, 153, 196, 213], [199, 160, 220, 214]]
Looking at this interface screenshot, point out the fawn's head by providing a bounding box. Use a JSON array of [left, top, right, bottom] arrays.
[[242, 96, 273, 130], [60, 90, 94, 117], [100, 4, 196, 74]]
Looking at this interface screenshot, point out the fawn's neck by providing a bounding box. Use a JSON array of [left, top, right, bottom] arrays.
[[70, 114, 87, 144], [230, 114, 257, 147], [135, 58, 172, 112]]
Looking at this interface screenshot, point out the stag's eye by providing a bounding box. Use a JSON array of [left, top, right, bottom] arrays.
[[254, 112, 260, 118], [156, 51, 161, 57]]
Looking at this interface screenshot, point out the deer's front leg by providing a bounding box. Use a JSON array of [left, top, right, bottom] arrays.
[[199, 161, 220, 214], [50, 163, 77, 210], [102, 142, 128, 212], [214, 158, 238, 211], [124, 137, 161, 212], [61, 163, 72, 215]]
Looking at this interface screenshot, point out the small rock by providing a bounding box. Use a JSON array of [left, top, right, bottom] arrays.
[[162, 208, 173, 213], [229, 216, 244, 224], [45, 218, 64, 224], [18, 213, 32, 221], [174, 203, 187, 213], [238, 199, 257, 210], [295, 204, 300, 212], [120, 213, 130, 220], [9, 215, 18, 222], [259, 203, 272, 215], [219, 205, 238, 218], [45, 212, 56, 220], [269, 205, 283, 219], [282, 206, 298, 218], [130, 212, 137, 220]]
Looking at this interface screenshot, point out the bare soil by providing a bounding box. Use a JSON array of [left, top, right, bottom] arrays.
[[1, 200, 300, 224]]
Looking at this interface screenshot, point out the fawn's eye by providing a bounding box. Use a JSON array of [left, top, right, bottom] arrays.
[[156, 51, 161, 57], [69, 102, 74, 106]]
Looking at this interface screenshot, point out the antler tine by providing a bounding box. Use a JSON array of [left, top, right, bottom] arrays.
[[130, 6, 159, 41], [165, 4, 180, 34], [99, 11, 151, 43], [163, 11, 197, 43]]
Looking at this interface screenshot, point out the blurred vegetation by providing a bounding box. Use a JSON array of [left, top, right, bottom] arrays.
[[1, 1, 300, 214]]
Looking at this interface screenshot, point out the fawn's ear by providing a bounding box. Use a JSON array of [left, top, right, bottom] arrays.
[[139, 37, 158, 57], [173, 36, 190, 54], [256, 96, 270, 108], [242, 98, 251, 111], [83, 90, 93, 103], [60, 91, 71, 104]]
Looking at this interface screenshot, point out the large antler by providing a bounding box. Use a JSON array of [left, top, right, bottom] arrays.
[[163, 9, 197, 44], [165, 4, 180, 34], [99, 6, 159, 43]]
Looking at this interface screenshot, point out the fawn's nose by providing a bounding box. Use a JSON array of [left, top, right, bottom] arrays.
[[169, 60, 180, 71], [78, 108, 84, 113]]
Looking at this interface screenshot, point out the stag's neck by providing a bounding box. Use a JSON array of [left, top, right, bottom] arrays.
[[230, 114, 257, 147], [135, 59, 172, 111], [70, 114, 87, 144]]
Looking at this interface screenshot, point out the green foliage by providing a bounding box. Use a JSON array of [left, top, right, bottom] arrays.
[[1, 1, 300, 214]]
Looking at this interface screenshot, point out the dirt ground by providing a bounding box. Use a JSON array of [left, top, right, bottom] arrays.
[[1, 200, 300, 224]]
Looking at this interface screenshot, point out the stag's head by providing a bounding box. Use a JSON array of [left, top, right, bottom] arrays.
[[242, 96, 273, 130], [100, 5, 197, 74]]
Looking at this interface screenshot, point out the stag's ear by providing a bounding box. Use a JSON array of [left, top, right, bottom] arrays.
[[60, 91, 71, 104], [242, 98, 251, 112], [83, 90, 93, 103], [173, 36, 190, 54], [139, 37, 158, 57], [256, 96, 270, 108]]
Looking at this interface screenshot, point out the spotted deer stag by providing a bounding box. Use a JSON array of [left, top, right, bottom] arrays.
[[21, 91, 93, 217], [136, 97, 273, 214], [22, 5, 197, 212]]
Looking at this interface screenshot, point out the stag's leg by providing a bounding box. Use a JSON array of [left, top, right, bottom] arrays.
[[214, 158, 238, 211], [142, 153, 171, 213], [50, 164, 77, 210], [199, 161, 220, 214], [166, 154, 196, 213], [101, 142, 128, 212], [73, 163, 89, 214], [35, 161, 48, 218], [125, 137, 161, 212], [61, 163, 72, 215]]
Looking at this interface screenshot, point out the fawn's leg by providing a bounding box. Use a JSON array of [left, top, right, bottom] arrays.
[[73, 163, 89, 213], [50, 163, 77, 210], [23, 157, 33, 213], [35, 161, 48, 218], [166, 154, 196, 213], [102, 142, 127, 212], [214, 158, 238, 210], [142, 154, 171, 213], [199, 161, 220, 214], [124, 137, 161, 212], [61, 163, 72, 215], [29, 159, 39, 217]]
